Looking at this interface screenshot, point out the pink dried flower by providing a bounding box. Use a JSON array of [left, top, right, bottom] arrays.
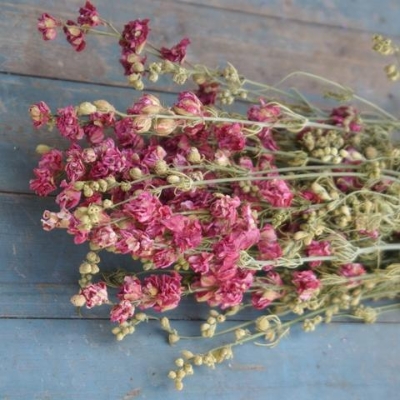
[[306, 240, 331, 268], [80, 282, 109, 308], [65, 145, 86, 182], [127, 94, 163, 115], [162, 215, 203, 251], [210, 195, 241, 225], [330, 106, 362, 132], [56, 180, 82, 210], [29, 102, 52, 128], [152, 247, 178, 269], [247, 100, 280, 122], [251, 271, 284, 309], [257, 127, 279, 151], [78, 1, 101, 27], [37, 13, 60, 41], [110, 300, 135, 324], [160, 37, 191, 63], [41, 209, 71, 231], [173, 91, 204, 116], [258, 179, 293, 208], [90, 226, 118, 249], [195, 82, 219, 105], [56, 106, 84, 141], [292, 270, 321, 301], [340, 263, 366, 287], [214, 123, 246, 151], [114, 117, 145, 148], [186, 252, 213, 274], [258, 225, 282, 261], [118, 276, 143, 301], [119, 19, 150, 53], [29, 168, 57, 196], [63, 20, 86, 52], [141, 272, 182, 312], [38, 149, 63, 171], [83, 122, 104, 144], [123, 191, 162, 223]]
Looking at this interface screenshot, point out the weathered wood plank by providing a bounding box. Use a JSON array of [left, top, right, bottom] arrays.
[[180, 0, 400, 34], [0, 319, 399, 399], [1, 0, 398, 110]]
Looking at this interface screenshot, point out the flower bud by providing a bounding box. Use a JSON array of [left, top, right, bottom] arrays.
[[35, 144, 52, 154], [70, 294, 86, 307], [153, 118, 178, 136], [93, 100, 115, 113], [77, 102, 97, 116]]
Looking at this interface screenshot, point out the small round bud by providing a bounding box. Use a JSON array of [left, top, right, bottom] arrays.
[[77, 102, 97, 116], [70, 294, 86, 307], [175, 358, 184, 368]]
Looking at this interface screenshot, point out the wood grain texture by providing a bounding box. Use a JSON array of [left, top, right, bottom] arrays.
[[179, 0, 400, 34], [1, 319, 399, 400], [1, 0, 399, 111]]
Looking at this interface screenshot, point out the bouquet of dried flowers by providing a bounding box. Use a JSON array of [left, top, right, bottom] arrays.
[[31, 2, 400, 390]]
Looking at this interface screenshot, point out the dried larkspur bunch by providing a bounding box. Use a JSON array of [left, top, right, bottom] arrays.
[[31, 2, 400, 391]]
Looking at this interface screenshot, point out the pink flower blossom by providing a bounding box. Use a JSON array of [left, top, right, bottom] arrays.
[[118, 276, 143, 301], [258, 225, 282, 261], [195, 82, 219, 105], [123, 191, 161, 223], [127, 94, 163, 115], [83, 122, 104, 144], [63, 20, 86, 52], [258, 127, 279, 151], [214, 123, 246, 151], [41, 209, 71, 231], [306, 240, 331, 268], [90, 226, 118, 249], [152, 247, 178, 269], [162, 215, 203, 251], [65, 145, 86, 181], [141, 272, 182, 312], [258, 179, 293, 207], [38, 149, 63, 171], [37, 13, 60, 41], [56, 180, 82, 210], [210, 195, 241, 225], [160, 37, 191, 63], [119, 19, 150, 53], [173, 91, 203, 116], [80, 282, 108, 308], [330, 106, 362, 132], [186, 252, 213, 274], [292, 270, 321, 301], [56, 106, 84, 141], [247, 100, 280, 122], [110, 300, 135, 324], [29, 168, 56, 196], [340, 263, 366, 287], [78, 1, 101, 27], [114, 117, 145, 148], [29, 102, 52, 128], [251, 271, 284, 309]]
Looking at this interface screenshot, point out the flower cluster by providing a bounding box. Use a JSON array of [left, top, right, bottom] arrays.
[[31, 2, 400, 391]]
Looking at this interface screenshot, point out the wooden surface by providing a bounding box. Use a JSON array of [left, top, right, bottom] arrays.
[[1, 1, 400, 399]]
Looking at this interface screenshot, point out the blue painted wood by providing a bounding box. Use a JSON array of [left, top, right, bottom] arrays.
[[0, 320, 399, 399], [1, 0, 398, 110]]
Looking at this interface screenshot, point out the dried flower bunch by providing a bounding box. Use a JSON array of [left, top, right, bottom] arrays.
[[31, 2, 400, 390]]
